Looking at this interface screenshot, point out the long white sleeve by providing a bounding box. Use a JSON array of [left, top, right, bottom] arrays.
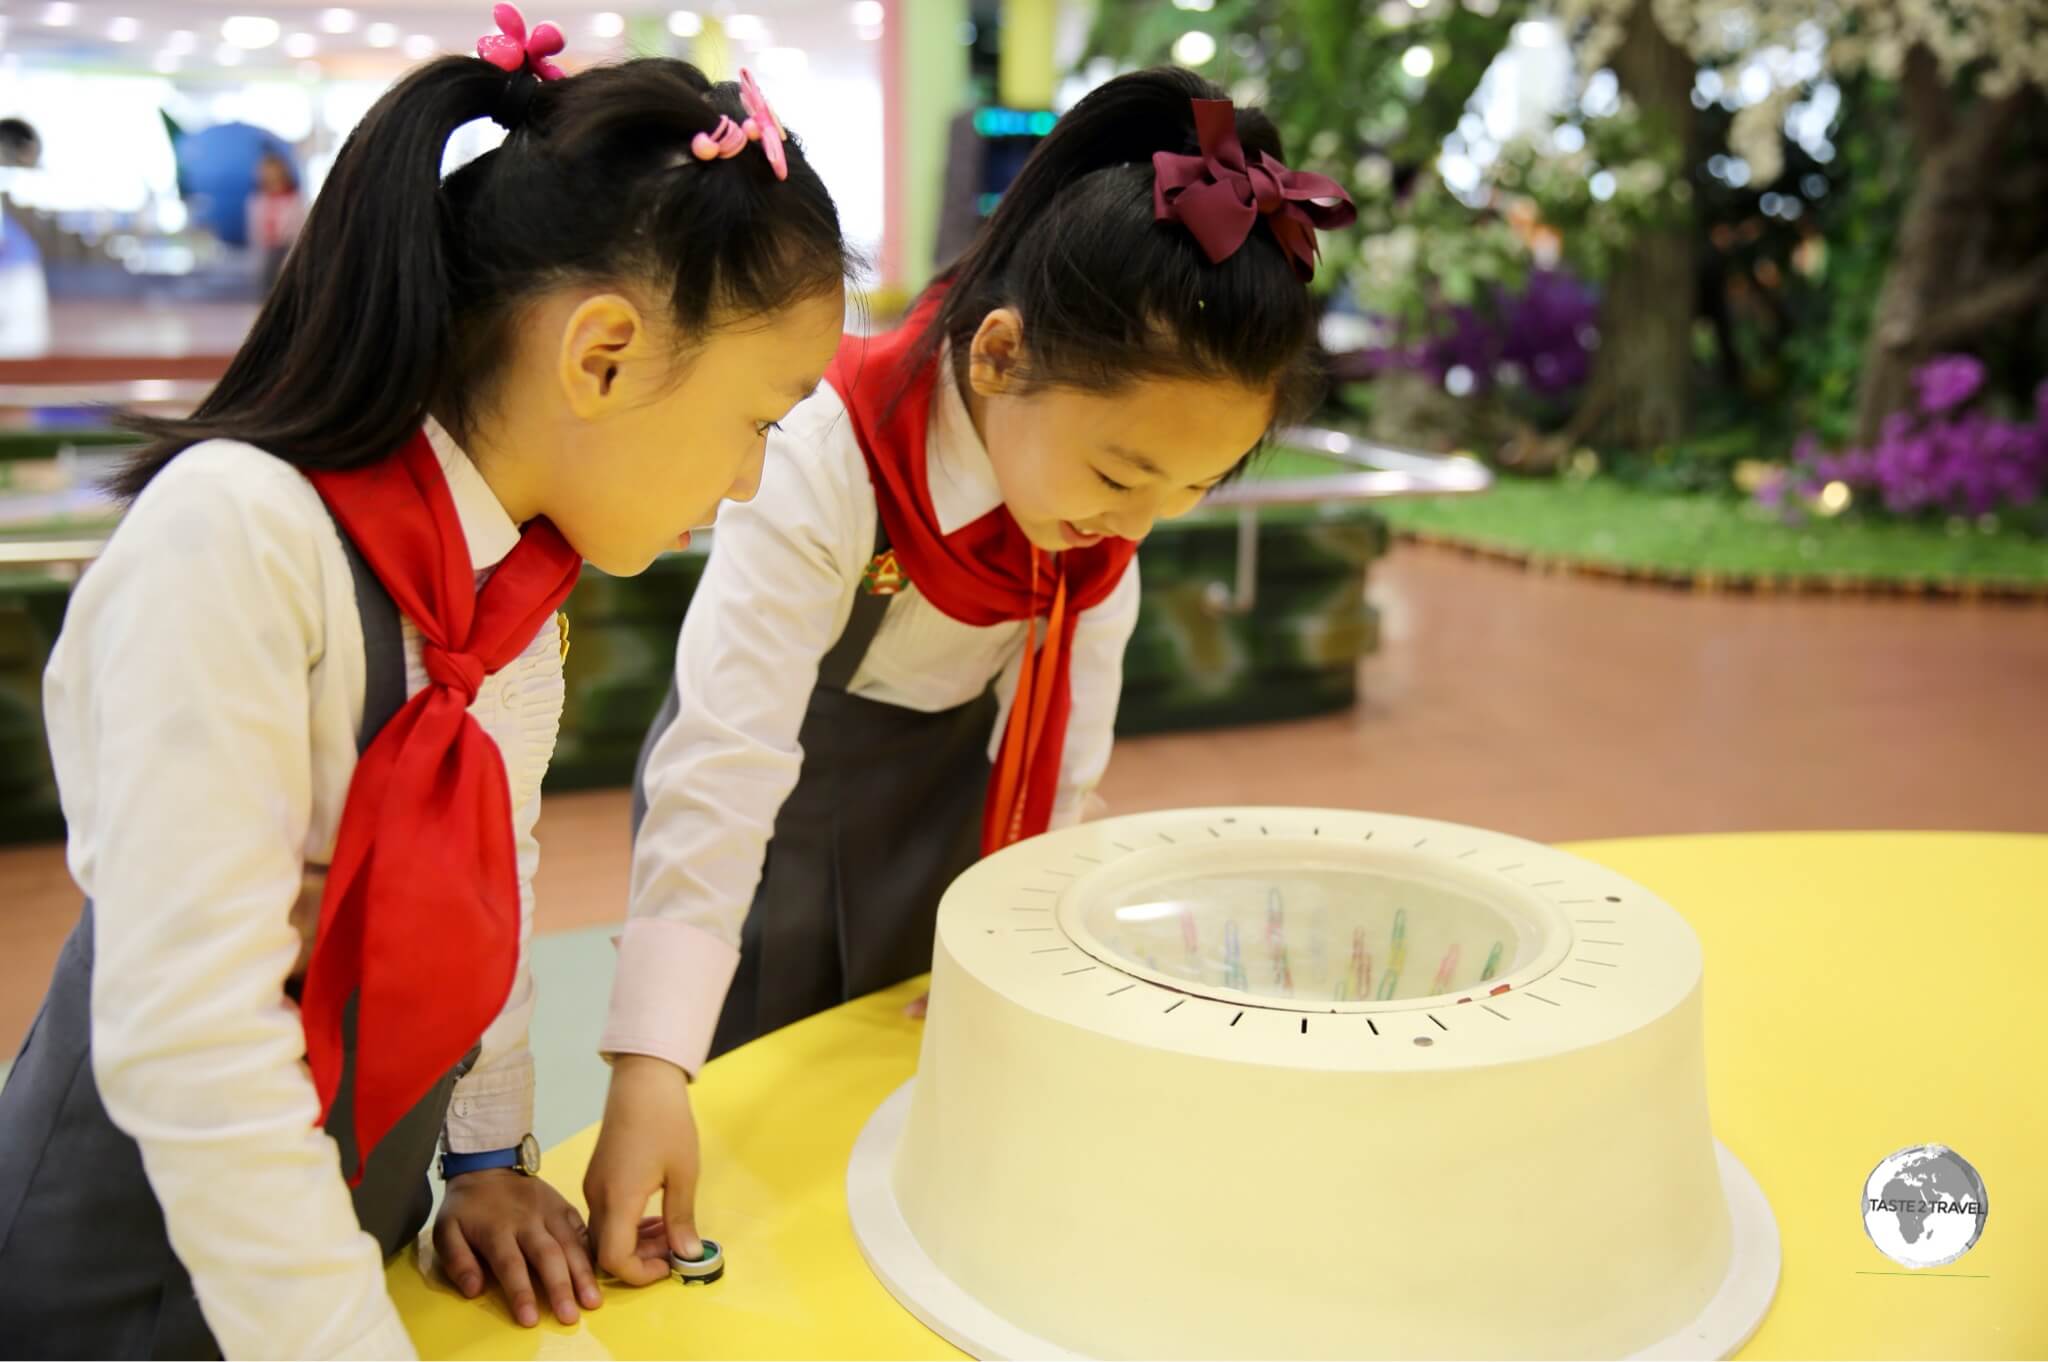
[[443, 788, 540, 1152], [602, 392, 870, 1076], [44, 446, 415, 1360], [429, 591, 563, 1153]]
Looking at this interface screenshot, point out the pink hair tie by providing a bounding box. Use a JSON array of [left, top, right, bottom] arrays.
[[737, 68, 788, 181], [476, 3, 566, 82], [691, 115, 748, 162]]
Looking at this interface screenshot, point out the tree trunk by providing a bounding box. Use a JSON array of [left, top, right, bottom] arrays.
[[1853, 50, 2042, 443], [1570, 0, 1697, 453]]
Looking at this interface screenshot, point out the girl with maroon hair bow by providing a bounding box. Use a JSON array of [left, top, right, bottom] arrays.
[[594, 65, 1354, 1275]]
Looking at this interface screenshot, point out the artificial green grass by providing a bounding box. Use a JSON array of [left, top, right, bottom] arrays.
[[1366, 475, 2048, 586]]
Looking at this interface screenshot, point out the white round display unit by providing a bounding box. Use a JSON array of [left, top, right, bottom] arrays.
[[847, 808, 1779, 1360]]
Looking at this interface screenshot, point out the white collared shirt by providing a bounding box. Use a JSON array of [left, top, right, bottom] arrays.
[[40, 420, 560, 1360], [606, 370, 1140, 1076]]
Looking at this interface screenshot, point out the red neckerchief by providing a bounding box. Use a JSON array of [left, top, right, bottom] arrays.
[[303, 429, 580, 1180], [828, 297, 1137, 851]]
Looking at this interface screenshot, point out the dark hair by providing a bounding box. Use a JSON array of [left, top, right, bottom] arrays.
[[0, 117, 37, 160], [114, 58, 846, 498], [257, 148, 299, 193], [916, 67, 1323, 435]]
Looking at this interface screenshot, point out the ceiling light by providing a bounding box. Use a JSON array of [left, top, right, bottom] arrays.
[[221, 15, 283, 49]]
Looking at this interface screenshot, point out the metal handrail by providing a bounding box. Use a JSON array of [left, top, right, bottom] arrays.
[[0, 538, 106, 580], [0, 426, 1493, 590], [1206, 426, 1492, 508], [1198, 426, 1491, 613], [0, 377, 180, 576]]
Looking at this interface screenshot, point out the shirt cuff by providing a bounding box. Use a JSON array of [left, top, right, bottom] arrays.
[[1050, 789, 1108, 831], [331, 1303, 418, 1360], [599, 917, 741, 1079], [443, 1053, 534, 1154]]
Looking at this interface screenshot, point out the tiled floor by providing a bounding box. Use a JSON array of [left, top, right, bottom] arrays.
[[6, 544, 2046, 1120]]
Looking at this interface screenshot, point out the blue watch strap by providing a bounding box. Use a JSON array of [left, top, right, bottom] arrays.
[[440, 1145, 520, 1179]]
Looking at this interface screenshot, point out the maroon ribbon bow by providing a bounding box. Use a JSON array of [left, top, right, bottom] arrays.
[[1152, 98, 1358, 282]]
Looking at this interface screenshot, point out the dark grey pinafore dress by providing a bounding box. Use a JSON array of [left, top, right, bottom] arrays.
[[634, 519, 998, 1059], [0, 517, 476, 1359]]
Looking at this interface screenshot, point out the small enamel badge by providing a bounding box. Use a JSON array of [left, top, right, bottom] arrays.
[[862, 548, 907, 596]]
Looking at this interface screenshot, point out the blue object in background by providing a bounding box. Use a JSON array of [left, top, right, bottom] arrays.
[[167, 118, 296, 248], [0, 209, 42, 269], [0, 207, 50, 355]]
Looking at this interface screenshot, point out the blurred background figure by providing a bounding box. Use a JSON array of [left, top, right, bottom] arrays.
[[165, 114, 299, 255], [0, 116, 41, 169], [245, 148, 302, 290], [0, 116, 50, 354]]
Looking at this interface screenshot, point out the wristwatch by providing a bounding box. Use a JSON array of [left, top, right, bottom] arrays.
[[440, 1132, 541, 1180]]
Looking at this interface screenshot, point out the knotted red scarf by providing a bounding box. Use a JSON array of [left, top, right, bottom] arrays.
[[303, 429, 581, 1180], [829, 300, 1138, 855]]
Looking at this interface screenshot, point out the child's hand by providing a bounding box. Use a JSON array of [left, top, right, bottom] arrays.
[[585, 1054, 702, 1288], [434, 1168, 603, 1327]]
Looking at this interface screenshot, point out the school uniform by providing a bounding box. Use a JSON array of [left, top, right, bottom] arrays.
[[0, 422, 570, 1359], [611, 313, 1140, 1076]]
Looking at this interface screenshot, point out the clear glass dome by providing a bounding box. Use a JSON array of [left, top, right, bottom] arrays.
[[1078, 864, 1546, 1005]]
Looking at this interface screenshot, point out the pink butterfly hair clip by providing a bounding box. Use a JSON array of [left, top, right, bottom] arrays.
[[691, 68, 788, 180], [738, 69, 788, 180], [476, 3, 567, 82]]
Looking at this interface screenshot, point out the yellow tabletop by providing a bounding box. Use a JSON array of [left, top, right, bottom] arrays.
[[392, 832, 2048, 1359]]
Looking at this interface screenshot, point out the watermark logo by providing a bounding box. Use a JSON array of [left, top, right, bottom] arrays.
[[1862, 1144, 1988, 1269]]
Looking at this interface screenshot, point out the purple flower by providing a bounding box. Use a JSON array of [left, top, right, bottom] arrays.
[[1765, 369, 2048, 522], [1360, 269, 1600, 399], [1914, 354, 1986, 414]]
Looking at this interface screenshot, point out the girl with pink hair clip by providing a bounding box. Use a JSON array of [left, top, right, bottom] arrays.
[[0, 7, 845, 1355]]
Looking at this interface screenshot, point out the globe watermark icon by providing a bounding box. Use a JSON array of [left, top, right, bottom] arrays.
[[1862, 1144, 1988, 1269]]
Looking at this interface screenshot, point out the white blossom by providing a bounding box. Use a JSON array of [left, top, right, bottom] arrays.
[[1729, 87, 1794, 185], [1548, 0, 2048, 100], [1355, 154, 1396, 191], [1357, 224, 1423, 298], [1616, 156, 1668, 197]]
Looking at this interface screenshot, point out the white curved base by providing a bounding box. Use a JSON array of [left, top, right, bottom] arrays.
[[847, 1079, 1780, 1361]]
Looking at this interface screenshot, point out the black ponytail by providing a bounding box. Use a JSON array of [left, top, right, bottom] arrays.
[[114, 57, 846, 498], [914, 67, 1323, 429]]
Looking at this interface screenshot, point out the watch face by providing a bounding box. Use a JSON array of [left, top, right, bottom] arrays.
[[517, 1133, 542, 1176], [1075, 862, 1539, 1005]]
